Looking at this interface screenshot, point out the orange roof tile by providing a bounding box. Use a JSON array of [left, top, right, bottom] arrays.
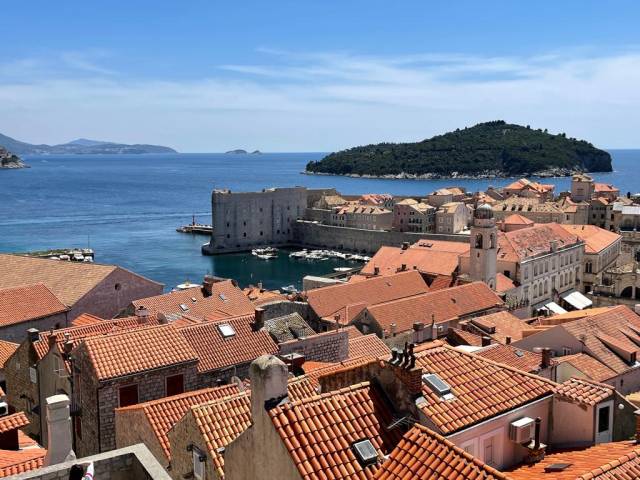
[[558, 225, 621, 254], [465, 311, 529, 344], [0, 447, 46, 477], [116, 383, 244, 460], [301, 360, 336, 374], [503, 213, 535, 225], [374, 424, 506, 480], [0, 413, 29, 434], [447, 328, 484, 347], [507, 441, 640, 480], [414, 343, 555, 434], [179, 315, 278, 374], [243, 286, 287, 306], [492, 223, 581, 263], [0, 284, 68, 327], [82, 324, 198, 380], [0, 341, 18, 370], [348, 333, 390, 359], [366, 282, 503, 335], [70, 313, 103, 326], [133, 280, 255, 321], [552, 353, 616, 382], [361, 246, 462, 277], [504, 178, 554, 194], [476, 344, 543, 373], [269, 382, 403, 480], [594, 182, 619, 193], [554, 377, 615, 406], [306, 271, 430, 325], [428, 275, 455, 291]]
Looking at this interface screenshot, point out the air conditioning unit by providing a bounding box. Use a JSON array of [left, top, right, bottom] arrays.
[[509, 417, 534, 444], [0, 402, 8, 416]]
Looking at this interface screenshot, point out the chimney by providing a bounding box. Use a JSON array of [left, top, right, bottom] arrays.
[[373, 266, 380, 276], [44, 395, 75, 466], [27, 328, 39, 344], [400, 263, 407, 272], [253, 308, 265, 331], [157, 312, 169, 324], [135, 305, 149, 319], [63, 340, 73, 356], [203, 275, 216, 297], [505, 336, 512, 345], [390, 323, 397, 337], [249, 355, 288, 421], [524, 417, 546, 464], [541, 348, 552, 369], [401, 242, 410, 250], [47, 332, 57, 349], [481, 336, 491, 347], [413, 322, 424, 332], [257, 281, 264, 292]]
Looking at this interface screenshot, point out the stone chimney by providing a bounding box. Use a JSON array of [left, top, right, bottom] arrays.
[[249, 355, 288, 421], [400, 263, 407, 272], [47, 331, 57, 349], [202, 275, 216, 297], [505, 336, 512, 345], [541, 348, 552, 369], [27, 328, 39, 344], [390, 323, 397, 337], [252, 308, 265, 331], [373, 266, 380, 276], [135, 305, 149, 320], [44, 395, 75, 466], [401, 242, 410, 250], [481, 336, 491, 347]]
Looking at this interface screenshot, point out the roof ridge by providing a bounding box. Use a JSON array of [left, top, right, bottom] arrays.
[[83, 322, 173, 344], [115, 386, 226, 412], [190, 389, 251, 413], [270, 381, 372, 412]]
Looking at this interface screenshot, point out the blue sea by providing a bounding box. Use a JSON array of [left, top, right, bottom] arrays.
[[1, 150, 638, 290]]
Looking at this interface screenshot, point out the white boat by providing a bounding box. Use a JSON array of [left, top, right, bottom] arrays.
[[83, 256, 93, 263], [253, 247, 279, 256], [257, 254, 277, 260], [281, 285, 298, 293], [334, 267, 351, 272]]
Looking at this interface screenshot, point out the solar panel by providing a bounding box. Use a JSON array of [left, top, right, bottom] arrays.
[[352, 439, 378, 466], [218, 323, 236, 338], [422, 373, 451, 396], [544, 463, 572, 473]]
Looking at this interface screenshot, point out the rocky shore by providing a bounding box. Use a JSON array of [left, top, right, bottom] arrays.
[[302, 166, 587, 180], [0, 146, 28, 169]]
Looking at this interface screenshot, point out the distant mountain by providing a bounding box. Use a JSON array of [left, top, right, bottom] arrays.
[[306, 121, 613, 179], [0, 146, 28, 169], [0, 132, 177, 155], [225, 149, 262, 155]]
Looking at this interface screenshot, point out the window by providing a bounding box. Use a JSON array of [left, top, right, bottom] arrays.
[[598, 405, 610, 433], [562, 347, 572, 355], [119, 384, 139, 407], [166, 374, 184, 396], [352, 439, 378, 467]]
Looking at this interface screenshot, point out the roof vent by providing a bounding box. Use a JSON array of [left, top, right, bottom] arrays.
[[218, 323, 236, 338], [422, 373, 454, 400], [179, 303, 189, 312], [191, 297, 197, 303], [351, 439, 378, 467]]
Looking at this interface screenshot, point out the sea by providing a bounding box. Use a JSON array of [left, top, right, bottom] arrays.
[[1, 150, 638, 291]]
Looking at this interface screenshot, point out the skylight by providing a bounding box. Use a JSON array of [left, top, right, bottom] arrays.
[[219, 293, 228, 302], [218, 323, 236, 338], [179, 303, 189, 312], [351, 439, 378, 467], [422, 373, 454, 400]]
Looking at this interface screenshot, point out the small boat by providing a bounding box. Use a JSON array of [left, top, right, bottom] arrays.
[[73, 253, 84, 261], [252, 247, 279, 256], [59, 254, 70, 261], [257, 254, 277, 260], [334, 267, 351, 272], [281, 285, 298, 293], [83, 256, 93, 263]]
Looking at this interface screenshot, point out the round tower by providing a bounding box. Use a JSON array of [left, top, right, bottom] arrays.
[[470, 204, 497, 290]]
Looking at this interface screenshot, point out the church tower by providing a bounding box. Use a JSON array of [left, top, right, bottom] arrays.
[[470, 203, 497, 290]]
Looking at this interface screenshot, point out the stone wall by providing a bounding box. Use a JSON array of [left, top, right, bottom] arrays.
[[167, 410, 214, 480], [261, 301, 311, 322], [4, 340, 40, 439], [0, 311, 69, 344], [196, 362, 251, 389], [292, 220, 467, 254], [115, 407, 167, 468], [279, 330, 348, 363]]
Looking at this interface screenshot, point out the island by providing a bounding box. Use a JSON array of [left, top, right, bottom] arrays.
[[305, 120, 613, 179], [0, 132, 176, 155], [0, 146, 28, 169], [225, 149, 262, 155]]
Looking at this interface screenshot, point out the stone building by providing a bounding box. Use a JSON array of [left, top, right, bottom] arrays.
[[71, 324, 199, 457], [503, 178, 555, 201], [205, 187, 308, 253], [0, 254, 163, 321], [492, 197, 589, 225], [469, 204, 498, 289], [0, 284, 69, 343], [392, 199, 436, 233], [435, 202, 468, 234], [329, 204, 393, 231]]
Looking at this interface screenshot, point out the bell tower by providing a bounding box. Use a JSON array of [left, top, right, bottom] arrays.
[[470, 203, 497, 290]]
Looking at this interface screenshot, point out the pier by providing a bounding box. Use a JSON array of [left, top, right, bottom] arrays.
[[177, 215, 213, 235]]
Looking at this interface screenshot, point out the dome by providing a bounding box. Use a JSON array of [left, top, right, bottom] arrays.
[[474, 203, 494, 220]]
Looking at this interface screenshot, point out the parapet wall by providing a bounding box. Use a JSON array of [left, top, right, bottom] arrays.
[[291, 220, 467, 254]]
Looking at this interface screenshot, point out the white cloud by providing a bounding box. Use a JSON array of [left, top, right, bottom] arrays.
[[0, 49, 639, 150]]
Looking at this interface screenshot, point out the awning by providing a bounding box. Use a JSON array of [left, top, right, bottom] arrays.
[[543, 302, 568, 315], [561, 290, 593, 310]]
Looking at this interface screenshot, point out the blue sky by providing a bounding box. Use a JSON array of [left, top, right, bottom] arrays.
[[2, 1, 639, 151]]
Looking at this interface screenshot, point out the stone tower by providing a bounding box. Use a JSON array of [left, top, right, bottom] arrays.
[[470, 203, 497, 290]]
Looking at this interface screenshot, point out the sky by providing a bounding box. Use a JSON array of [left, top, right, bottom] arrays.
[[2, 1, 640, 152]]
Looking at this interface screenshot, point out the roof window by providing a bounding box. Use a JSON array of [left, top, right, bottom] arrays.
[[422, 373, 454, 400], [351, 439, 378, 467], [218, 323, 236, 338], [179, 303, 189, 312]]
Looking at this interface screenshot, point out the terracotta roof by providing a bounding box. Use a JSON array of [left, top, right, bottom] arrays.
[[0, 447, 46, 477], [0, 413, 29, 434], [495, 223, 581, 262], [554, 377, 615, 406], [464, 311, 528, 344], [476, 344, 543, 373], [504, 178, 554, 194], [594, 182, 619, 193], [82, 324, 198, 380], [552, 353, 616, 382], [414, 343, 555, 434], [559, 225, 621, 254], [0, 284, 68, 327], [301, 360, 335, 374], [447, 328, 484, 347], [269, 382, 403, 480], [428, 275, 456, 291], [116, 383, 244, 460], [305, 271, 430, 325], [361, 246, 462, 277], [495, 273, 516, 294], [411, 239, 470, 254], [70, 313, 103, 326], [33, 315, 160, 370], [0, 254, 120, 306], [263, 313, 316, 343], [348, 334, 390, 359], [365, 282, 503, 335], [503, 214, 534, 225], [132, 280, 254, 321], [303, 356, 380, 388], [374, 424, 506, 480], [0, 341, 18, 370], [243, 286, 287, 306], [507, 441, 640, 480], [179, 315, 278, 374], [336, 205, 391, 215]]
